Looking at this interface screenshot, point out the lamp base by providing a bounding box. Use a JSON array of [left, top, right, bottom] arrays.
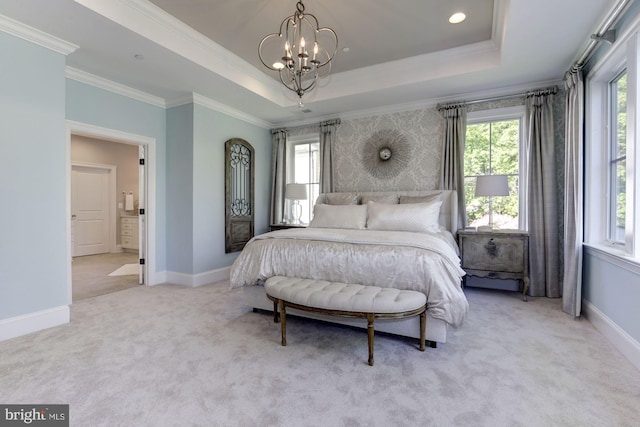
[[291, 200, 302, 224]]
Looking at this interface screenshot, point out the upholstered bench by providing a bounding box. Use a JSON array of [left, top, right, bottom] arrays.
[[264, 276, 427, 366]]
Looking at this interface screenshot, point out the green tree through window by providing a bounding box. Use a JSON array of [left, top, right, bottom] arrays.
[[610, 70, 627, 242]]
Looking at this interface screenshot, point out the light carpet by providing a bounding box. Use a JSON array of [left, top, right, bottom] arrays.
[[1, 282, 639, 426], [107, 263, 139, 276]]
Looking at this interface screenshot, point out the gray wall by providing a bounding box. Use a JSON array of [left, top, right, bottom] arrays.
[[0, 32, 68, 319], [165, 103, 271, 276]]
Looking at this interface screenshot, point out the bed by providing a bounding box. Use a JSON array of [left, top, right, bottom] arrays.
[[230, 190, 468, 344]]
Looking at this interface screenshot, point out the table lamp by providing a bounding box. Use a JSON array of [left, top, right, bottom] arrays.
[[285, 183, 308, 224]]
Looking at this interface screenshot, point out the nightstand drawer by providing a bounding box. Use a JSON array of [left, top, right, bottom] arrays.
[[460, 235, 526, 273]]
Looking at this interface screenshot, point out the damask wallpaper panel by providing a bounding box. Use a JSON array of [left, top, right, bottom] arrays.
[[333, 108, 443, 192]]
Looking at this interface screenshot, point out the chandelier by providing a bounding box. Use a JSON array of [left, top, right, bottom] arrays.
[[258, 0, 338, 106]]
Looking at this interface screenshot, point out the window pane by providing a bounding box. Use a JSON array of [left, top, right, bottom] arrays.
[[612, 159, 626, 242], [465, 118, 520, 228], [609, 71, 626, 243], [490, 120, 520, 175], [310, 142, 320, 183], [464, 123, 490, 176], [290, 140, 320, 224]]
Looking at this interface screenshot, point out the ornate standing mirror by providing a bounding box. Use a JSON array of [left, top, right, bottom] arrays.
[[225, 138, 255, 253]]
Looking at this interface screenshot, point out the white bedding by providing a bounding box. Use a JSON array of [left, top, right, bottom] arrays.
[[230, 227, 468, 327]]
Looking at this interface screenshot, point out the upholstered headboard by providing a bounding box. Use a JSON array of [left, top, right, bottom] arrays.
[[316, 190, 458, 234]]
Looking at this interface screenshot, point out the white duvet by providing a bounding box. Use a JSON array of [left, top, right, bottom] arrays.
[[230, 227, 468, 327]]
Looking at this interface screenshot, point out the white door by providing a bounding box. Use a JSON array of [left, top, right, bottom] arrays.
[[72, 166, 110, 256]]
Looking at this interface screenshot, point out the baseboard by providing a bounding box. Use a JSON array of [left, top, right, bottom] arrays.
[[0, 306, 70, 342], [164, 266, 231, 287], [582, 299, 640, 372]]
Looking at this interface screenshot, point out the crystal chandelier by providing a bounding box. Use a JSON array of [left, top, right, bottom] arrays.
[[258, 0, 338, 106]]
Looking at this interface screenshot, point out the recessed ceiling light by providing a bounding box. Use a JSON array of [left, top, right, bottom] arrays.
[[449, 12, 466, 24], [273, 62, 285, 70], [342, 47, 350, 53]]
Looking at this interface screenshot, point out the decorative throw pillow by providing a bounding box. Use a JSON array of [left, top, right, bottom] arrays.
[[324, 193, 360, 205], [398, 193, 442, 204], [366, 200, 442, 232], [360, 194, 399, 204], [309, 204, 368, 229]]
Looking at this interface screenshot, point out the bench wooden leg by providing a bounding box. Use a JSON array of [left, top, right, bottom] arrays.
[[279, 300, 287, 346], [367, 313, 375, 366], [419, 309, 426, 351], [273, 300, 279, 323]]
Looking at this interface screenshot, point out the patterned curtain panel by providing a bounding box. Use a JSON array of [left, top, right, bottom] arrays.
[[270, 128, 288, 225], [525, 89, 561, 297], [439, 104, 467, 230], [319, 119, 341, 193], [563, 68, 585, 316]]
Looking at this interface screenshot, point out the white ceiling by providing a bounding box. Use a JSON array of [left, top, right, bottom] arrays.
[[0, 0, 618, 126]]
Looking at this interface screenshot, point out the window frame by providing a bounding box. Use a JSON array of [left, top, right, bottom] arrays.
[[465, 106, 527, 230], [286, 133, 320, 224], [586, 29, 640, 262]]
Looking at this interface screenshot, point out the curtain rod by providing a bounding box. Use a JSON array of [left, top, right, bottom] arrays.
[[574, 0, 632, 68], [437, 86, 558, 111]]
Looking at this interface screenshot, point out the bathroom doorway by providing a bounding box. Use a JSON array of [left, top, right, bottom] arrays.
[[66, 121, 156, 303]]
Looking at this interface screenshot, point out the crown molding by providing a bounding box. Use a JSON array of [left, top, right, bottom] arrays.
[[274, 78, 563, 128], [66, 66, 166, 108], [168, 94, 271, 129], [0, 13, 78, 55]]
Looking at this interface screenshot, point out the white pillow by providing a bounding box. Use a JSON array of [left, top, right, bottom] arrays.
[[309, 204, 368, 229], [361, 194, 399, 204], [366, 200, 442, 232], [324, 193, 360, 205]]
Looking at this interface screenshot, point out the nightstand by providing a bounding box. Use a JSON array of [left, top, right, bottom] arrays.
[[269, 223, 308, 231], [457, 229, 530, 301]]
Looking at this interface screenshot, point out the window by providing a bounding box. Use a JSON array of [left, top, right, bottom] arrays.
[[464, 107, 525, 229], [287, 134, 319, 224], [609, 70, 627, 243], [586, 28, 639, 261]]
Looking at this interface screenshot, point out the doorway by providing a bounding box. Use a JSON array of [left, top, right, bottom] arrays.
[[66, 121, 157, 304]]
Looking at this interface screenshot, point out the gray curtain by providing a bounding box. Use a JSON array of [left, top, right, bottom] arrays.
[[525, 89, 561, 297], [439, 104, 467, 230], [270, 128, 288, 225], [319, 119, 341, 193], [563, 68, 584, 316]]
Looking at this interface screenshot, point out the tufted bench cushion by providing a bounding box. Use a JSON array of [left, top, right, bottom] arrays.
[[264, 276, 426, 313], [264, 276, 427, 366]]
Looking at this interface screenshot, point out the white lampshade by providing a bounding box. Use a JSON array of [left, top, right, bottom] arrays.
[[285, 183, 308, 200], [475, 175, 509, 197]]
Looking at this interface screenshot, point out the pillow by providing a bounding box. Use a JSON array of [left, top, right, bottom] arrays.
[[399, 193, 442, 204], [324, 193, 360, 205], [309, 204, 367, 229], [366, 200, 443, 232], [360, 194, 399, 204]]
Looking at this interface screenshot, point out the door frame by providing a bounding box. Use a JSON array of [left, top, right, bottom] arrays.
[[65, 120, 158, 305], [71, 162, 118, 255]]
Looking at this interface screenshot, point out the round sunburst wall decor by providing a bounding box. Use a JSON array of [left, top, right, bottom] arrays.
[[362, 129, 411, 179]]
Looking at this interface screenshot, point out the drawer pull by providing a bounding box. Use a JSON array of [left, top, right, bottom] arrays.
[[484, 238, 498, 258]]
